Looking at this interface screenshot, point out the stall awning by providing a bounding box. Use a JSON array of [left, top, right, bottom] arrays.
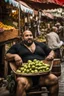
[[20, 0, 64, 10], [22, 0, 64, 5], [5, 0, 34, 14], [42, 10, 54, 19], [26, 0, 64, 5]]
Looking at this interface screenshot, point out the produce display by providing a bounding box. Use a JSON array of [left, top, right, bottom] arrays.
[[35, 35, 46, 42], [35, 38, 46, 42], [10, 9, 18, 21], [16, 59, 50, 74], [0, 22, 15, 31]]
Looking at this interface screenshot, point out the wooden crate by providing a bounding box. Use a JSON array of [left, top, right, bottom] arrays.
[[0, 29, 18, 42]]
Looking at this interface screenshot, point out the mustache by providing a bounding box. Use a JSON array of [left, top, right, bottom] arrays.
[[27, 38, 33, 41]]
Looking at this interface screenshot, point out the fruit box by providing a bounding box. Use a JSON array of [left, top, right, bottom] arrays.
[[10, 60, 53, 77], [0, 29, 18, 42]]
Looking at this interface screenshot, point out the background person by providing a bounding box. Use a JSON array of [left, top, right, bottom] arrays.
[[46, 26, 63, 58], [55, 22, 64, 39]]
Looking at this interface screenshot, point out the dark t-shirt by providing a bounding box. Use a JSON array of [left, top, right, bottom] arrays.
[[7, 41, 51, 62]]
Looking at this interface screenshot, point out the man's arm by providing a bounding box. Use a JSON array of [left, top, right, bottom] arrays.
[[6, 53, 16, 61], [6, 53, 23, 66], [45, 50, 55, 60]]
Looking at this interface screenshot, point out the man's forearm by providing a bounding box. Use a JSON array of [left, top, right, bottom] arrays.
[[6, 53, 23, 66], [49, 50, 55, 58], [46, 50, 55, 60], [6, 53, 16, 61]]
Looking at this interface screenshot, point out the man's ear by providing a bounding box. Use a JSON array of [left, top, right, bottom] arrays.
[[22, 36, 24, 40]]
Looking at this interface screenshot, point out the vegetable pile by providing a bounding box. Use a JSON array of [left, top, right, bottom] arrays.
[[16, 59, 50, 74]]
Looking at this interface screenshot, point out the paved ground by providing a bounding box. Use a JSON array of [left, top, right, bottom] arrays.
[[0, 62, 64, 96], [58, 62, 64, 96]]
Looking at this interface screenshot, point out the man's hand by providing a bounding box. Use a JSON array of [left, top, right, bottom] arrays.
[[45, 55, 53, 60], [45, 50, 55, 60], [14, 54, 23, 66]]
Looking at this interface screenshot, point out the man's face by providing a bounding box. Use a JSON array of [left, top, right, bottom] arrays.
[[22, 30, 34, 46], [55, 27, 58, 33]]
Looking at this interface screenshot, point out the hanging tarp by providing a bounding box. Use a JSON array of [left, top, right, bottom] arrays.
[[5, 0, 33, 14], [42, 10, 54, 19], [19, 0, 64, 10], [55, 0, 64, 6]]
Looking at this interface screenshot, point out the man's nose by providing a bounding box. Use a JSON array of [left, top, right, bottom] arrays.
[[28, 35, 31, 38]]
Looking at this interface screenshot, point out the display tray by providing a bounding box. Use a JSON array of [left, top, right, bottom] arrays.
[[10, 60, 53, 77], [0, 29, 18, 42]]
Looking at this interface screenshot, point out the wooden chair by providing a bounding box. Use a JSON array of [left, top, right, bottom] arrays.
[[5, 60, 60, 96], [8, 62, 50, 96]]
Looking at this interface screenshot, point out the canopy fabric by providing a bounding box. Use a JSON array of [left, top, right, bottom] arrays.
[[20, 0, 64, 10], [22, 0, 64, 5], [42, 10, 54, 19], [5, 0, 34, 14]]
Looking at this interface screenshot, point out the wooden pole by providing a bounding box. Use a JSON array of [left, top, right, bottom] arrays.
[[18, 1, 21, 36]]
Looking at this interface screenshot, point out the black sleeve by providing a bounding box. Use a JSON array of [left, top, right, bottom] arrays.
[[7, 44, 18, 54], [36, 42, 52, 56], [43, 43, 52, 56]]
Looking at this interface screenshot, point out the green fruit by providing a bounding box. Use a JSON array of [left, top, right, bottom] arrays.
[[32, 65, 35, 69], [31, 70, 34, 73], [28, 60, 32, 63], [33, 59, 37, 62], [34, 70, 38, 73], [26, 69, 30, 73], [46, 68, 49, 71], [16, 70, 21, 73], [20, 67, 24, 71]]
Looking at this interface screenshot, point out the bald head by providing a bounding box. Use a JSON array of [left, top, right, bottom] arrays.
[[23, 30, 32, 36], [22, 30, 34, 46], [52, 26, 58, 32], [55, 23, 60, 26]]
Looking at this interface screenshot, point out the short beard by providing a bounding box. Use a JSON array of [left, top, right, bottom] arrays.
[[22, 40, 33, 46]]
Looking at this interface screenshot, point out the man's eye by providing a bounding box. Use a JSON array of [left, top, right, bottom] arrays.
[[26, 35, 28, 36], [30, 35, 32, 36], [26, 35, 32, 36]]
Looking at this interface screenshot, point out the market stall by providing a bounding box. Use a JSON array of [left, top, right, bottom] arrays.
[[0, 0, 18, 77], [0, 0, 34, 77]]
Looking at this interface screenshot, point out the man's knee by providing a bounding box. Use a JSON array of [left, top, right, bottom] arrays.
[[45, 73, 58, 85], [16, 77, 32, 90], [39, 73, 58, 86]]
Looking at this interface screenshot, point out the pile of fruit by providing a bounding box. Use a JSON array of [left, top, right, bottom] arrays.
[[16, 59, 50, 74], [0, 22, 15, 31], [35, 35, 46, 42]]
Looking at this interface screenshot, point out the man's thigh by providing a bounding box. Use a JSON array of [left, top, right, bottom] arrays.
[[39, 73, 58, 86]]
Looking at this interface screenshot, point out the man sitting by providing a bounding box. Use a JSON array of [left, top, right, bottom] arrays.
[[6, 30, 59, 96]]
